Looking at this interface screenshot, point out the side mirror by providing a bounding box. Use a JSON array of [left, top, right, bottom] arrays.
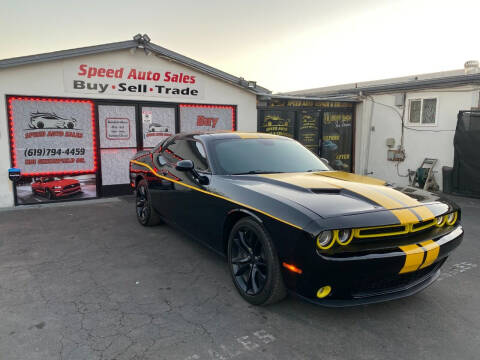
[[320, 158, 329, 165], [175, 159, 209, 185], [176, 159, 194, 172]]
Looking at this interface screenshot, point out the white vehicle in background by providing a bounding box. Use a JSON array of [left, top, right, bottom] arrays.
[[148, 123, 169, 132], [29, 112, 77, 129]]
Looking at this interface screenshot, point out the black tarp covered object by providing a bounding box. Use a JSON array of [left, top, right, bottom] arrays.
[[449, 111, 480, 196]]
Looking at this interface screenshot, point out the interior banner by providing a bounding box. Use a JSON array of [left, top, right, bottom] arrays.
[[297, 110, 320, 154], [7, 96, 97, 176], [257, 110, 295, 138], [64, 63, 204, 99], [142, 107, 175, 148], [321, 111, 353, 172], [179, 104, 235, 132]]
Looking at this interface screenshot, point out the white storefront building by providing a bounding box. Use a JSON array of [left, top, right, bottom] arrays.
[[0, 35, 268, 207], [287, 63, 480, 191]]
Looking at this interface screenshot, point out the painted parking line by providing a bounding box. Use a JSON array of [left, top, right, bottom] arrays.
[[437, 261, 477, 281], [184, 329, 276, 360]]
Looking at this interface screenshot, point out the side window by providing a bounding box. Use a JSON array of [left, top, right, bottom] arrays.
[[162, 138, 185, 164], [162, 139, 209, 172], [153, 137, 171, 167], [191, 141, 209, 172]]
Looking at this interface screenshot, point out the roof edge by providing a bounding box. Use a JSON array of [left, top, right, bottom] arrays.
[[286, 73, 480, 97], [0, 40, 137, 69], [0, 36, 271, 95]]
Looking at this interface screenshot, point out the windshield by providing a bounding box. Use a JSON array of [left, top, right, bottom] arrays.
[[209, 138, 330, 175]]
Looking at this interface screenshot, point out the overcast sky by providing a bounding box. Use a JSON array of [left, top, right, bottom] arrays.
[[1, 0, 479, 92]]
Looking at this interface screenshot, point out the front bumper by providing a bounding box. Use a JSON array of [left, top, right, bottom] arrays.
[[54, 187, 81, 197], [284, 225, 463, 306]]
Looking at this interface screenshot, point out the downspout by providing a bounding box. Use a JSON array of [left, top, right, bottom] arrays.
[[363, 98, 375, 175]]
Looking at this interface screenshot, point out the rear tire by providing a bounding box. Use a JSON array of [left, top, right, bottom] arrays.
[[136, 179, 162, 226], [227, 217, 286, 305]]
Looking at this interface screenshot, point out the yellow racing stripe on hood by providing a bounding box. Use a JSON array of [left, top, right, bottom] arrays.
[[372, 186, 434, 220], [315, 172, 433, 219], [316, 171, 386, 186], [260, 172, 427, 224]]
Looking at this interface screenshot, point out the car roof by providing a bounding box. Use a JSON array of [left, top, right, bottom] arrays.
[[175, 131, 292, 143]]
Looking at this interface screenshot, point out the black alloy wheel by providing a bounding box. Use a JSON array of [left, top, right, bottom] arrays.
[[228, 217, 286, 305], [136, 179, 162, 226], [36, 121, 44, 129]]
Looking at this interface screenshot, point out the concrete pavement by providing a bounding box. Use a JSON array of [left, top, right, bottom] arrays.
[[0, 195, 478, 360]]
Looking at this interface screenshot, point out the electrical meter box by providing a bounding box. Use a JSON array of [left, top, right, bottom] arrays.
[[387, 149, 405, 161]]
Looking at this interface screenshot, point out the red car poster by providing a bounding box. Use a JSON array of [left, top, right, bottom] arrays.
[[7, 96, 97, 176], [7, 96, 98, 204]]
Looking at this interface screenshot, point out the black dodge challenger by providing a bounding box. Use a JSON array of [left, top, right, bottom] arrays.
[[129, 131, 463, 306]]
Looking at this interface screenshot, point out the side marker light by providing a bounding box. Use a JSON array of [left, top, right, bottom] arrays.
[[282, 262, 303, 274]]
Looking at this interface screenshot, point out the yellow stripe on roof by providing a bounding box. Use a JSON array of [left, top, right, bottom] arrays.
[[234, 132, 280, 139]]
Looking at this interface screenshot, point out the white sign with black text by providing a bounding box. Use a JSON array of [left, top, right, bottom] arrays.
[[64, 63, 204, 99]]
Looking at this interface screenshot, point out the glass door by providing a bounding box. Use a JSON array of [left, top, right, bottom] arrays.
[[97, 104, 138, 196]]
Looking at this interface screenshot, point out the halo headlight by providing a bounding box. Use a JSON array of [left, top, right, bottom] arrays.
[[317, 231, 334, 250], [336, 229, 353, 245], [435, 215, 446, 227], [446, 211, 458, 226]]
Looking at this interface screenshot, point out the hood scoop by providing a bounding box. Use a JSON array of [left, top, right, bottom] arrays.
[[310, 188, 341, 194]]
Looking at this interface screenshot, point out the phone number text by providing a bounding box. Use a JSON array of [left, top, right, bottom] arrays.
[[24, 148, 86, 157]]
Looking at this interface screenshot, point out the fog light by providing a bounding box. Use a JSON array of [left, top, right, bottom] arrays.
[[446, 212, 458, 226], [435, 215, 446, 227], [316, 285, 332, 298]]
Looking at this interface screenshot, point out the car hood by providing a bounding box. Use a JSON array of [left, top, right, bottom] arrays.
[[226, 171, 445, 221], [51, 179, 79, 187]]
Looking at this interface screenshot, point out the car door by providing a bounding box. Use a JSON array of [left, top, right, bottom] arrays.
[[151, 136, 217, 246]]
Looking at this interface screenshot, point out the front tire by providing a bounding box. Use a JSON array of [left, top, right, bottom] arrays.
[[136, 179, 162, 226], [47, 189, 55, 200], [227, 217, 286, 305]]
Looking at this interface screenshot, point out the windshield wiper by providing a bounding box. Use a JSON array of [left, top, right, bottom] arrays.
[[231, 170, 285, 175], [306, 169, 327, 172]]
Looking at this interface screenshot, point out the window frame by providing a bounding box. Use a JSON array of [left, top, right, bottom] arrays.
[[160, 137, 212, 174], [407, 97, 439, 126], [190, 140, 211, 174]]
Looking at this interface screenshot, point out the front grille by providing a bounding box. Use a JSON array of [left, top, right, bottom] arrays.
[[354, 219, 436, 239], [411, 218, 436, 232], [64, 184, 79, 190], [352, 260, 444, 298], [356, 225, 408, 237]]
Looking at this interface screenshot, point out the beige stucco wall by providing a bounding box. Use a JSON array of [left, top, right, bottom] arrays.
[[0, 49, 259, 207]]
